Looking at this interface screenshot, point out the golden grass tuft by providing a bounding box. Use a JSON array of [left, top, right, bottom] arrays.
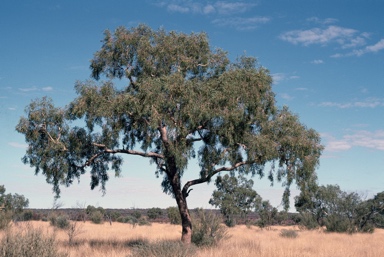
[[1, 222, 384, 257]]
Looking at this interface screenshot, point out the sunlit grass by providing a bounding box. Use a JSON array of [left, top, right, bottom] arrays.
[[1, 221, 384, 257]]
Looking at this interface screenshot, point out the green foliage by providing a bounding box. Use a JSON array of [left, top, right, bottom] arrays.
[[280, 229, 298, 238], [0, 211, 12, 230], [90, 210, 104, 224], [129, 240, 197, 257], [48, 213, 69, 229], [191, 208, 228, 247], [255, 200, 277, 229], [295, 184, 383, 233], [147, 207, 163, 220], [56, 215, 70, 229], [209, 174, 259, 227], [132, 210, 142, 219], [167, 207, 181, 225], [0, 226, 67, 257], [0, 185, 29, 223], [22, 210, 34, 221]]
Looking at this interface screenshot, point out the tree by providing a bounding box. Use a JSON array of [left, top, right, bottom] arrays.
[[147, 207, 163, 220], [16, 25, 323, 243], [255, 200, 277, 229], [295, 184, 377, 233], [0, 185, 29, 228], [209, 174, 259, 227]]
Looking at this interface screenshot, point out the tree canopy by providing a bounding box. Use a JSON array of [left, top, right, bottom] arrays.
[[209, 174, 260, 227], [16, 24, 323, 243]]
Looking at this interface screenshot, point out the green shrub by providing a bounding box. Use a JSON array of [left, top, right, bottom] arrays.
[[129, 240, 197, 257], [0, 211, 12, 230], [56, 215, 70, 229], [22, 210, 34, 221], [298, 212, 319, 230], [147, 208, 163, 220], [167, 207, 181, 225], [280, 229, 298, 238], [90, 210, 104, 224], [191, 208, 228, 247], [324, 215, 350, 233], [132, 210, 142, 219], [0, 226, 67, 257]]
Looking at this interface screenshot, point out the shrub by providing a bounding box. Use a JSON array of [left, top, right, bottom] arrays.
[[132, 210, 142, 219], [280, 229, 298, 238], [167, 207, 181, 225], [90, 210, 104, 224], [298, 212, 319, 230], [147, 207, 163, 220], [129, 240, 197, 257], [56, 215, 70, 229], [0, 211, 12, 230], [22, 210, 34, 221], [191, 208, 228, 247], [0, 226, 67, 257], [324, 215, 350, 233]]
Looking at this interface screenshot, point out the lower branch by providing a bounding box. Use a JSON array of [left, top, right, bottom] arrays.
[[182, 161, 248, 198]]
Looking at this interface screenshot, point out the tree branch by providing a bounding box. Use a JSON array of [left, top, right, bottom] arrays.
[[86, 143, 164, 166], [182, 161, 248, 198]]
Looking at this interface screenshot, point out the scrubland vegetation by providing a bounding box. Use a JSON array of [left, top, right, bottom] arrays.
[[1, 221, 384, 257]]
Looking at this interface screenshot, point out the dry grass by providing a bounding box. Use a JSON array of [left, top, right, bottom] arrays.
[[1, 221, 384, 257]]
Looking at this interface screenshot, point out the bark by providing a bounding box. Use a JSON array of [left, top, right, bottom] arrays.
[[169, 163, 193, 244]]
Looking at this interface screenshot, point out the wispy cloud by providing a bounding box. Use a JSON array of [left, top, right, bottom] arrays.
[[279, 93, 294, 100], [18, 86, 54, 92], [311, 59, 324, 64], [212, 16, 270, 30], [349, 39, 384, 56], [162, 1, 257, 15], [271, 73, 300, 84], [319, 98, 384, 108], [8, 142, 28, 149], [280, 25, 366, 48], [307, 17, 338, 25], [323, 130, 384, 152], [157, 1, 264, 30]]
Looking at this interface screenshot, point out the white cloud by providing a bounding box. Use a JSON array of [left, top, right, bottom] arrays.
[[203, 4, 215, 14], [215, 1, 257, 15], [319, 98, 384, 108], [307, 17, 338, 25], [167, 3, 189, 13], [8, 142, 28, 149], [279, 93, 293, 100], [42, 87, 53, 91], [271, 73, 299, 85], [19, 86, 38, 92], [351, 39, 384, 56], [311, 59, 324, 64], [18, 86, 53, 92], [323, 130, 384, 152], [280, 26, 362, 47], [163, 1, 258, 15], [212, 16, 270, 30]]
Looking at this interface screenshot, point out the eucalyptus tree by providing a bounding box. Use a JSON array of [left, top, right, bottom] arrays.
[[209, 174, 260, 227], [16, 25, 323, 243]]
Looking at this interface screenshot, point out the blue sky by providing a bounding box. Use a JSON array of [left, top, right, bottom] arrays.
[[1, 0, 383, 210]]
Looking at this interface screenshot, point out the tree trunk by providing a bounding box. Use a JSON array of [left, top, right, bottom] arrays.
[[171, 175, 193, 244], [178, 195, 192, 244]]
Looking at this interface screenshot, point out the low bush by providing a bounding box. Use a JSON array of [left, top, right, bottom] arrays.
[[90, 210, 104, 224], [280, 229, 298, 238], [0, 211, 12, 230], [129, 240, 197, 257], [0, 226, 67, 257], [191, 208, 228, 247]]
